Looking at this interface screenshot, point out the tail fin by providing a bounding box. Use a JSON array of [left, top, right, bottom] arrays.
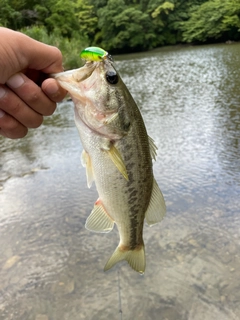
[[104, 245, 145, 274]]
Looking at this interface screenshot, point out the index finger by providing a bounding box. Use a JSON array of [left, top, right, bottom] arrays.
[[6, 72, 57, 116]]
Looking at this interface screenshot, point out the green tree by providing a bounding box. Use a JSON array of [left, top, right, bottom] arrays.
[[0, 0, 24, 29], [2, 0, 240, 53], [181, 0, 240, 42], [147, 0, 175, 46], [97, 0, 155, 51], [75, 0, 98, 40], [90, 0, 108, 10], [44, 0, 79, 37]]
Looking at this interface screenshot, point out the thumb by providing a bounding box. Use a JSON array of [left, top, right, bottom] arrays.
[[23, 38, 64, 74], [0, 28, 64, 82]]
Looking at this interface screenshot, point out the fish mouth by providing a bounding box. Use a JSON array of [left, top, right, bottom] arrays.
[[53, 60, 123, 139], [51, 68, 79, 78], [50, 62, 99, 94], [51, 61, 97, 81]]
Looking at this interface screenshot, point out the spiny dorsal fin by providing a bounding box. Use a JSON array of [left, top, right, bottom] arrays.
[[81, 150, 94, 188], [105, 144, 129, 181], [145, 179, 166, 225], [85, 200, 114, 233], [148, 136, 158, 161]]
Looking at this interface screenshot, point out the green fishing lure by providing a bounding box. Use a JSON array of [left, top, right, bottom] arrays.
[[80, 47, 108, 61]]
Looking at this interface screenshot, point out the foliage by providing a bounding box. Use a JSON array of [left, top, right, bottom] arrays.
[[0, 0, 23, 29], [147, 1, 176, 46], [151, 1, 175, 19], [1, 0, 240, 53], [75, 0, 98, 39], [97, 0, 155, 51], [181, 0, 240, 42]]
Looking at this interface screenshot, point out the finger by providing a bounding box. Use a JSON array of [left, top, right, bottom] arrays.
[[0, 109, 28, 139], [15, 30, 64, 73], [6, 73, 57, 116], [0, 28, 64, 82], [0, 84, 43, 128], [41, 78, 67, 103], [26, 43, 64, 74]]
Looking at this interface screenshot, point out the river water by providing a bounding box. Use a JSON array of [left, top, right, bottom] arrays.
[[0, 43, 240, 320]]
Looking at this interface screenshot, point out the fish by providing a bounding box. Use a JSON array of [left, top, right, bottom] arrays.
[[52, 53, 166, 274]]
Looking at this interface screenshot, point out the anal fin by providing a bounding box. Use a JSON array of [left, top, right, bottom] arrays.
[[145, 179, 166, 225], [85, 200, 114, 233]]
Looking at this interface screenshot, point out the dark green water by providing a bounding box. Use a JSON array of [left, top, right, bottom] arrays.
[[0, 43, 240, 320]]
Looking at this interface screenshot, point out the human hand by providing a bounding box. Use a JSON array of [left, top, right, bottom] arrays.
[[0, 27, 67, 139]]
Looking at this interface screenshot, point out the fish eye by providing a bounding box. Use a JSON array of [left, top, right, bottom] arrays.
[[106, 71, 118, 85]]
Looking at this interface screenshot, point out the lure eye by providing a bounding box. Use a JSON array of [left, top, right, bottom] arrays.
[[106, 71, 118, 84]]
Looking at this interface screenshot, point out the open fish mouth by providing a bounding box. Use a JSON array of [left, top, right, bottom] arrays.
[[51, 61, 98, 91]]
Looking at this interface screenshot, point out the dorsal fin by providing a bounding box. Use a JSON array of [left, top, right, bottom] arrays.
[[145, 179, 166, 225], [148, 136, 158, 161]]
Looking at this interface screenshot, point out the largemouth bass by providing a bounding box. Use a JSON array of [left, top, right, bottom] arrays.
[[52, 55, 166, 274]]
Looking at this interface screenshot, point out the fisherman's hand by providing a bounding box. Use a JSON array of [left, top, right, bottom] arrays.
[[0, 27, 67, 139]]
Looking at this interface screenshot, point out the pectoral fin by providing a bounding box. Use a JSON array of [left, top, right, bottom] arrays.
[[103, 112, 119, 125], [85, 200, 114, 233], [81, 150, 94, 188], [105, 145, 129, 181], [145, 179, 166, 225]]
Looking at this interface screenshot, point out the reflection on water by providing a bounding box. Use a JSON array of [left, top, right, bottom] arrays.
[[1, 43, 240, 320]]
